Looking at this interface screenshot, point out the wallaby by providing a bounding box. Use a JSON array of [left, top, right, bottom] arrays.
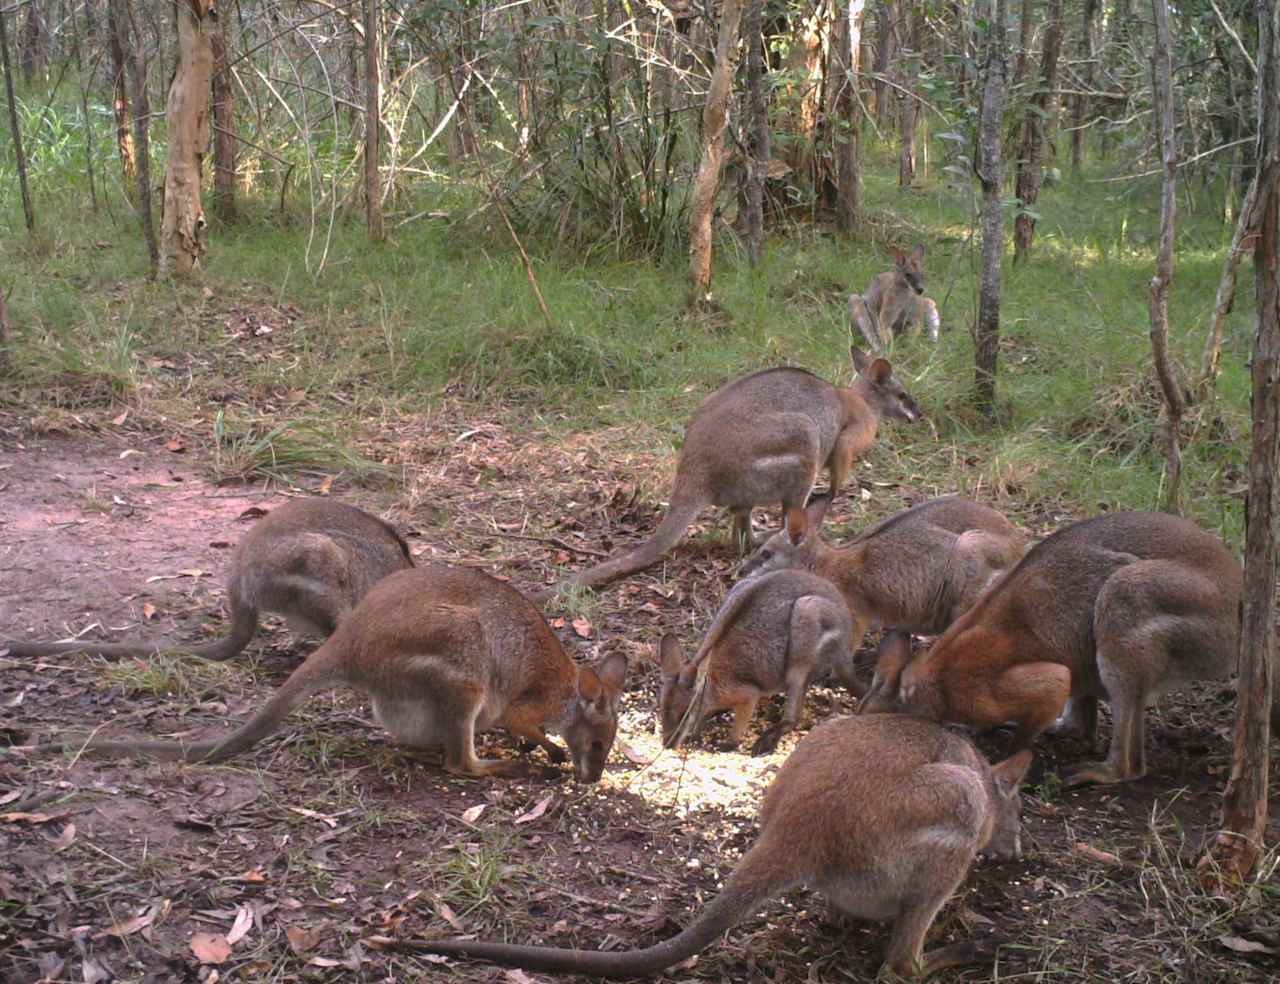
[[863, 511, 1242, 786], [657, 569, 857, 756], [411, 713, 1033, 978], [4, 498, 413, 662], [741, 494, 1027, 706], [14, 565, 629, 781], [849, 245, 941, 354], [561, 348, 920, 593]]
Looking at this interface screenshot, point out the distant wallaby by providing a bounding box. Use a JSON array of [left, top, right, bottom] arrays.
[[412, 714, 1032, 978], [864, 511, 1242, 786], [4, 499, 413, 662], [16, 565, 628, 781], [741, 495, 1027, 706], [562, 348, 920, 592], [658, 569, 857, 755], [849, 245, 940, 353]]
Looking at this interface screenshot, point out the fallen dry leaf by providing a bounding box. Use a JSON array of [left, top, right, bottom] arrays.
[[515, 795, 554, 825], [2, 811, 54, 824], [503, 970, 538, 984], [286, 925, 324, 955], [111, 410, 129, 426], [142, 602, 157, 620], [460, 804, 486, 823], [571, 617, 593, 639], [165, 437, 187, 453], [226, 906, 254, 946], [1218, 935, 1276, 955], [190, 932, 231, 965], [1073, 842, 1123, 866], [50, 822, 76, 852], [235, 868, 267, 883], [615, 740, 654, 766], [317, 475, 334, 495], [436, 901, 464, 932]]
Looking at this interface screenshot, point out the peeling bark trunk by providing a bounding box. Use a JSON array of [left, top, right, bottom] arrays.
[[898, 4, 921, 188], [834, 0, 866, 229], [1012, 0, 1062, 262], [211, 10, 236, 223], [688, 0, 744, 300], [785, 7, 825, 184], [1202, 0, 1278, 889], [974, 0, 1008, 417], [107, 0, 136, 193], [117, 0, 157, 274], [159, 0, 215, 278], [1071, 0, 1098, 170], [743, 0, 769, 263], [0, 4, 34, 233], [364, 0, 385, 242]]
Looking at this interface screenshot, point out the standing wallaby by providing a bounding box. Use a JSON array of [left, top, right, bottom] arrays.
[[863, 511, 1242, 786], [849, 245, 941, 354], [741, 495, 1027, 706], [658, 569, 857, 756], [4, 499, 413, 662], [15, 565, 629, 781], [411, 714, 1033, 978], [561, 348, 920, 593]]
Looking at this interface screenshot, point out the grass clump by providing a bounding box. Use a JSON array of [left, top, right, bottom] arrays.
[[208, 410, 385, 484]]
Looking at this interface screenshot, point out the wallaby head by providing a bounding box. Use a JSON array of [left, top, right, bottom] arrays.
[[984, 749, 1035, 860], [656, 633, 701, 747], [560, 652, 628, 782], [850, 345, 921, 423], [894, 244, 926, 295], [740, 494, 836, 578]]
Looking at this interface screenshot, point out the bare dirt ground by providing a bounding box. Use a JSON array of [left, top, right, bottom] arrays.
[[2, 413, 1279, 984]]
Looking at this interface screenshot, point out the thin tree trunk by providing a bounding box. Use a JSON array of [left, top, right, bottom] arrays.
[[974, 0, 1008, 416], [0, 288, 9, 375], [1012, 0, 1034, 87], [211, 9, 235, 223], [107, 0, 136, 194], [688, 0, 745, 300], [1071, 0, 1098, 170], [159, 0, 215, 278], [71, 1, 98, 213], [743, 0, 769, 263], [1201, 0, 1278, 889], [19, 3, 46, 85], [118, 0, 157, 275], [1147, 0, 1183, 514], [1198, 172, 1261, 396], [364, 0, 385, 242], [835, 0, 867, 229], [873, 0, 897, 123], [898, 4, 921, 187], [1013, 0, 1063, 261], [0, 4, 34, 233]]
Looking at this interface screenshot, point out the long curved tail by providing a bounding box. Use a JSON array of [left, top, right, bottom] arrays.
[[564, 486, 708, 591], [20, 643, 345, 764], [414, 845, 788, 977], [5, 597, 260, 663]]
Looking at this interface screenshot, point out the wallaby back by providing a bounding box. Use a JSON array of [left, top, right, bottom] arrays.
[[4, 498, 413, 662], [659, 568, 857, 755], [885, 511, 1241, 785], [560, 352, 919, 593], [19, 565, 627, 781], [413, 714, 1032, 978]]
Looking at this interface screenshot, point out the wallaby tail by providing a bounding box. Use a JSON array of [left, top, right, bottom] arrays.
[[19, 643, 345, 764], [564, 487, 707, 591], [412, 844, 789, 978]]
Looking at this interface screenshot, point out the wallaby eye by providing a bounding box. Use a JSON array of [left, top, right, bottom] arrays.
[[591, 740, 605, 753], [761, 549, 773, 561]]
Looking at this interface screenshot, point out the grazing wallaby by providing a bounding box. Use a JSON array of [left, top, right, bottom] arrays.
[[412, 714, 1032, 978], [16, 565, 629, 781], [741, 495, 1027, 706], [863, 511, 1242, 786], [4, 499, 413, 662], [562, 348, 920, 592], [849, 245, 941, 353], [658, 569, 857, 756]]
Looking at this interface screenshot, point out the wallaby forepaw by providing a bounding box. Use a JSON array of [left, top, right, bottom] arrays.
[[1064, 762, 1136, 787], [542, 743, 568, 764], [750, 729, 783, 757]]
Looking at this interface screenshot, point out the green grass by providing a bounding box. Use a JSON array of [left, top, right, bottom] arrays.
[[0, 112, 1255, 549]]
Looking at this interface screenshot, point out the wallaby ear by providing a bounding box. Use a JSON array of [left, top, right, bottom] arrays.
[[893, 247, 907, 266], [805, 493, 832, 532], [785, 504, 808, 545], [869, 357, 892, 385], [910, 243, 925, 263], [577, 664, 603, 702], [658, 634, 684, 676], [991, 748, 1035, 794], [850, 344, 871, 375], [596, 651, 628, 695]]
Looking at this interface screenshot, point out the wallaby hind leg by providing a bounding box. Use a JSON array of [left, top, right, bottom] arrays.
[[730, 507, 754, 554], [995, 662, 1072, 752], [443, 700, 532, 779], [849, 294, 885, 355], [1050, 696, 1099, 745], [882, 871, 972, 978]]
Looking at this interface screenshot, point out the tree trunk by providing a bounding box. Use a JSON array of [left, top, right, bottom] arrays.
[[119, 0, 157, 276], [898, 4, 921, 187], [18, 3, 46, 85], [688, 0, 745, 300], [974, 0, 1008, 417], [835, 0, 867, 229], [743, 0, 769, 263], [1071, 0, 1098, 170], [1012, 0, 1034, 87], [1146, 0, 1184, 514], [873, 0, 897, 123], [364, 0, 385, 242], [159, 0, 214, 278], [785, 5, 825, 186], [211, 9, 235, 223], [0, 288, 9, 376], [1201, 0, 1279, 889], [70, 0, 98, 213], [0, 4, 34, 233], [107, 0, 136, 194], [1012, 0, 1062, 262]]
